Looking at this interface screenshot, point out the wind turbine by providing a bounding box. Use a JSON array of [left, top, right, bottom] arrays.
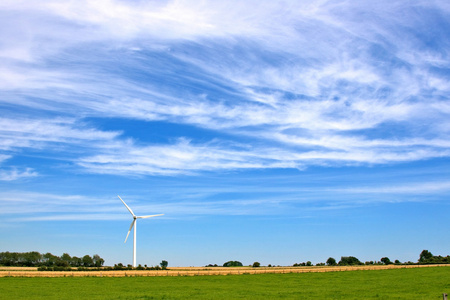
[[118, 195, 163, 268]]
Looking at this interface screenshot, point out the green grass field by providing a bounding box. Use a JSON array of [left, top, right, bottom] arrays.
[[1, 266, 449, 299]]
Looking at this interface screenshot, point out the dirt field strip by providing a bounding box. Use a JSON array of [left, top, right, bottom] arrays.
[[1, 264, 449, 277]]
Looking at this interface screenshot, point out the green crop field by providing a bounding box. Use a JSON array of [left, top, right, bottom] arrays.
[[1, 266, 449, 299]]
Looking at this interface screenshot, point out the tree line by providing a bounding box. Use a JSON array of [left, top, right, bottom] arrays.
[[0, 251, 104, 268], [110, 260, 168, 271], [207, 250, 449, 268], [315, 250, 449, 267], [3, 250, 447, 270]]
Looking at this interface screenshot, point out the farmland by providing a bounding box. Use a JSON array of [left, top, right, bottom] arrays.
[[0, 265, 449, 299], [0, 264, 448, 277]]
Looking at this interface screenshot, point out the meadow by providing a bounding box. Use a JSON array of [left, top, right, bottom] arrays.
[[1, 266, 449, 299]]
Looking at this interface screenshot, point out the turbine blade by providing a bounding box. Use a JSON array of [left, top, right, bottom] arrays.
[[124, 219, 135, 243], [118, 195, 135, 216], [137, 214, 164, 219]]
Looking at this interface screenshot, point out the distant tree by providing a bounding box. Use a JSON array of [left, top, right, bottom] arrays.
[[92, 254, 104, 267], [252, 262, 260, 268], [43, 252, 58, 267], [326, 257, 337, 266], [419, 250, 433, 262], [160, 260, 168, 269], [207, 264, 218, 267], [82, 255, 94, 267], [0, 252, 16, 266], [71, 256, 82, 267], [223, 261, 243, 267], [338, 256, 362, 266], [61, 253, 71, 264], [394, 260, 401, 264], [55, 258, 69, 267], [23, 251, 42, 267], [306, 261, 312, 266], [380, 257, 392, 265]]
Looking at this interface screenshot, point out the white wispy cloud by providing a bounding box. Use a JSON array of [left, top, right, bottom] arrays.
[[74, 136, 450, 176], [0, 191, 117, 215], [0, 154, 10, 163], [0, 155, 38, 181], [338, 181, 450, 195], [0, 0, 449, 177], [0, 168, 38, 181], [76, 138, 300, 176], [3, 175, 449, 222], [0, 117, 121, 151]]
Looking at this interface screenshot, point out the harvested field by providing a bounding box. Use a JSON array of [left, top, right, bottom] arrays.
[[1, 264, 448, 277]]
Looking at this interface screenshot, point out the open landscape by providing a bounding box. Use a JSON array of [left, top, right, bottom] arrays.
[[2, 1, 450, 299], [1, 266, 449, 299]]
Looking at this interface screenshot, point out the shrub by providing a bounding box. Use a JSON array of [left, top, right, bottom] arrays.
[[338, 256, 362, 266], [380, 257, 392, 265], [223, 261, 243, 267], [326, 257, 337, 266]]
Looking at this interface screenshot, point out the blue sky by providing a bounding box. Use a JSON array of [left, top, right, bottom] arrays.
[[1, 0, 449, 267]]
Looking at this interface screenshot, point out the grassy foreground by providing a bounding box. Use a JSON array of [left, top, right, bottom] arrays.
[[1, 266, 449, 299]]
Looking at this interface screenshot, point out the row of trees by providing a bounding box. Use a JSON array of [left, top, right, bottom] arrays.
[[0, 251, 104, 268], [109, 261, 168, 271], [39, 261, 169, 272], [418, 250, 450, 264], [5, 250, 447, 269], [321, 250, 450, 266], [206, 250, 449, 268]]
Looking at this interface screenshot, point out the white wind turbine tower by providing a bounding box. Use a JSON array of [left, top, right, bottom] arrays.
[[118, 195, 163, 268]]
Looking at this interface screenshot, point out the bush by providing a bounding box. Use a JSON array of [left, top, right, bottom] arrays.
[[223, 261, 243, 267], [326, 257, 337, 266], [380, 257, 392, 265], [205, 264, 218, 267], [160, 260, 168, 268], [338, 256, 362, 266]]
